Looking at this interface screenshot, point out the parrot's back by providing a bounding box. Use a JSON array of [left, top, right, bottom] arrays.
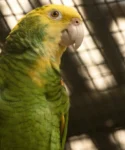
[[0, 55, 69, 150]]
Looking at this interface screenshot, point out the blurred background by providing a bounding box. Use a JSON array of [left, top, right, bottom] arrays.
[[1, 0, 125, 149]]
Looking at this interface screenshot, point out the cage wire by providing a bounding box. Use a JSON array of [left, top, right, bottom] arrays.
[[1, 0, 125, 150]]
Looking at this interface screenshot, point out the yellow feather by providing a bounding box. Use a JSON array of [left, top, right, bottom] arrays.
[[60, 114, 65, 136], [28, 57, 50, 87]]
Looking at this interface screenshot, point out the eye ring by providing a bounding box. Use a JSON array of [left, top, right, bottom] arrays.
[[49, 10, 62, 20]]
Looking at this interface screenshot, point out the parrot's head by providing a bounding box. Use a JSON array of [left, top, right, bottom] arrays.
[[5, 4, 84, 62], [37, 4, 84, 49]]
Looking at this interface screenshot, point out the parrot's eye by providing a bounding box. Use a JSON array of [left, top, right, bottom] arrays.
[[51, 11, 59, 17], [49, 10, 62, 20]]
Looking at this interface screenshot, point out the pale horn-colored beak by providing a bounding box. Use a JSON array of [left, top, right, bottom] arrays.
[[60, 18, 84, 50]]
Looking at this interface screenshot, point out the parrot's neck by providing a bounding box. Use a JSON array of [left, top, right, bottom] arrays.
[[41, 40, 67, 66], [28, 54, 63, 88], [26, 40, 67, 87]]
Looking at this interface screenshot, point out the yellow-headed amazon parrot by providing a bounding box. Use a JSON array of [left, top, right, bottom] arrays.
[[0, 4, 84, 150]]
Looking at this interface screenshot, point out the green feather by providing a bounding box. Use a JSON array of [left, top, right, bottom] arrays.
[[0, 5, 70, 150]]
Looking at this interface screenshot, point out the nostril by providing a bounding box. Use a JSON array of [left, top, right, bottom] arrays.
[[72, 18, 80, 26], [76, 20, 79, 24]]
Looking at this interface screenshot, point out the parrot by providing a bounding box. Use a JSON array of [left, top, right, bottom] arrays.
[[0, 4, 84, 150]]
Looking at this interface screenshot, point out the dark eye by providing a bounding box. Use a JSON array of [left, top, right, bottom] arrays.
[[51, 11, 59, 18], [49, 10, 62, 20]]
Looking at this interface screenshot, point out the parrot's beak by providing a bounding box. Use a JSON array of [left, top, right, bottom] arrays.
[[60, 18, 84, 50]]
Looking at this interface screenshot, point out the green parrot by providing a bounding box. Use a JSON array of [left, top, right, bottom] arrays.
[[0, 4, 84, 150]]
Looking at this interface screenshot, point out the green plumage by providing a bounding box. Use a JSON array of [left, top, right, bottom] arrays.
[[0, 5, 70, 150]]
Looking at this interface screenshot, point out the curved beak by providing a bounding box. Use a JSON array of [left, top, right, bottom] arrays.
[[60, 18, 84, 50]]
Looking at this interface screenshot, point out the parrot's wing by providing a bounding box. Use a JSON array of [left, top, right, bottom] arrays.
[[61, 113, 69, 150], [49, 112, 69, 150], [60, 80, 69, 150], [45, 78, 69, 150]]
